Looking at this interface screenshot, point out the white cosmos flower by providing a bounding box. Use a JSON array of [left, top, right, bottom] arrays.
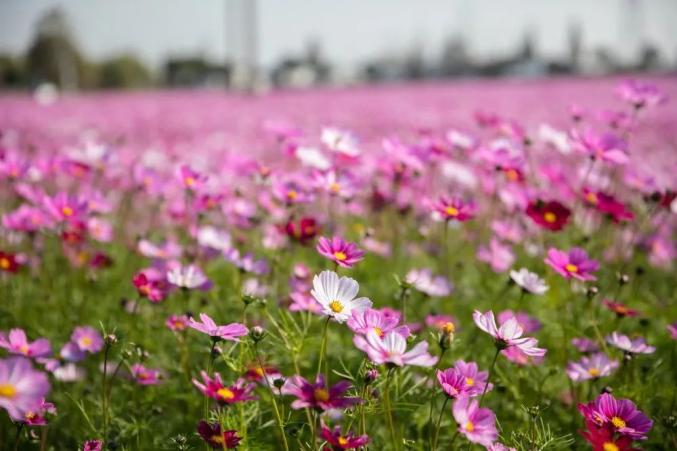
[[310, 270, 372, 323], [509, 268, 549, 295], [167, 264, 208, 289]]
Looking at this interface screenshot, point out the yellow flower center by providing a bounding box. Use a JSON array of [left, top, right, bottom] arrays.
[[603, 443, 619, 451], [565, 263, 579, 273], [586, 192, 598, 204], [587, 368, 600, 377], [373, 327, 384, 338], [543, 212, 557, 223], [0, 258, 10, 269], [314, 388, 330, 402], [216, 388, 235, 400], [211, 434, 224, 444], [329, 300, 344, 313], [337, 437, 349, 446], [79, 337, 92, 347], [611, 416, 626, 429], [465, 377, 475, 386], [0, 383, 17, 398], [333, 251, 347, 261], [442, 322, 455, 334], [445, 206, 459, 217], [254, 367, 265, 377], [286, 190, 298, 200], [184, 176, 195, 187], [330, 182, 341, 193], [19, 344, 30, 355], [505, 169, 519, 182], [464, 421, 475, 432], [61, 206, 74, 217]]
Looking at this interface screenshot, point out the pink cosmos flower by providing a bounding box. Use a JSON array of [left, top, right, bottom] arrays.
[[193, 372, 256, 404], [60, 342, 86, 362], [42, 192, 89, 223], [282, 374, 361, 411], [452, 396, 498, 447], [544, 247, 599, 281], [616, 79, 667, 109], [272, 178, 312, 205], [288, 291, 322, 314], [668, 322, 677, 340], [571, 337, 600, 353], [353, 330, 438, 367], [437, 360, 492, 398], [177, 164, 207, 190], [132, 272, 167, 303], [578, 393, 653, 440], [497, 311, 542, 334], [567, 353, 619, 382], [0, 357, 51, 421], [473, 310, 546, 357], [405, 268, 452, 297], [23, 398, 56, 425], [347, 308, 406, 338], [316, 236, 365, 268], [130, 364, 163, 385], [166, 314, 190, 331], [570, 129, 629, 165], [83, 440, 103, 451], [0, 329, 51, 358], [188, 313, 248, 341], [606, 332, 655, 355], [320, 423, 369, 450], [432, 196, 477, 222], [477, 239, 515, 273], [71, 327, 104, 353], [197, 421, 242, 449]]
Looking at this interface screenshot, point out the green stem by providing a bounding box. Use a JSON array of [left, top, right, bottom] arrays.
[[431, 397, 450, 450], [316, 317, 331, 381], [101, 344, 110, 448], [479, 347, 500, 407], [254, 344, 290, 451], [383, 368, 399, 451]]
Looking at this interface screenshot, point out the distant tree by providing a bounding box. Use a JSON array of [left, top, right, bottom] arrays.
[[98, 55, 152, 89], [25, 8, 84, 89], [0, 55, 25, 88]]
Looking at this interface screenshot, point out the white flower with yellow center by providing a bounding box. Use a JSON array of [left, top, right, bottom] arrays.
[[310, 271, 372, 323]]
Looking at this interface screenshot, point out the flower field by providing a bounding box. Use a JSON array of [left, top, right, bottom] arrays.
[[0, 77, 676, 450]]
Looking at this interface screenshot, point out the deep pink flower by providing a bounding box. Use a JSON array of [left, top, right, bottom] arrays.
[[578, 393, 653, 440], [177, 164, 207, 190], [452, 396, 498, 447], [0, 329, 51, 358], [193, 372, 256, 404], [22, 398, 56, 425], [353, 330, 438, 367], [437, 360, 492, 398], [316, 236, 365, 268], [320, 423, 369, 450], [602, 300, 639, 318], [544, 247, 599, 281], [582, 189, 634, 223], [526, 200, 571, 231], [83, 440, 103, 451], [432, 196, 477, 222], [188, 313, 248, 341], [130, 363, 163, 385], [0, 357, 51, 421], [282, 374, 360, 411], [668, 322, 677, 340], [132, 272, 167, 303], [166, 314, 190, 331], [42, 192, 89, 222], [473, 310, 546, 357], [197, 421, 242, 449]]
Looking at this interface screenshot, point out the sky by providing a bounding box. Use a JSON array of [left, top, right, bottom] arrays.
[[1, 0, 676, 70]]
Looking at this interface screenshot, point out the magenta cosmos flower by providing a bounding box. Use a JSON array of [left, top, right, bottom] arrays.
[[316, 236, 365, 268], [82, 440, 103, 451], [606, 332, 655, 355], [189, 313, 248, 341], [353, 329, 438, 367], [320, 423, 369, 450], [0, 329, 51, 358], [544, 247, 599, 281], [71, 326, 104, 353], [452, 396, 498, 447], [578, 393, 653, 440], [437, 360, 492, 398], [197, 421, 241, 449], [130, 364, 163, 386], [473, 310, 546, 357], [0, 357, 51, 421], [567, 353, 619, 382], [193, 372, 256, 405], [432, 196, 477, 222], [282, 374, 360, 411]]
